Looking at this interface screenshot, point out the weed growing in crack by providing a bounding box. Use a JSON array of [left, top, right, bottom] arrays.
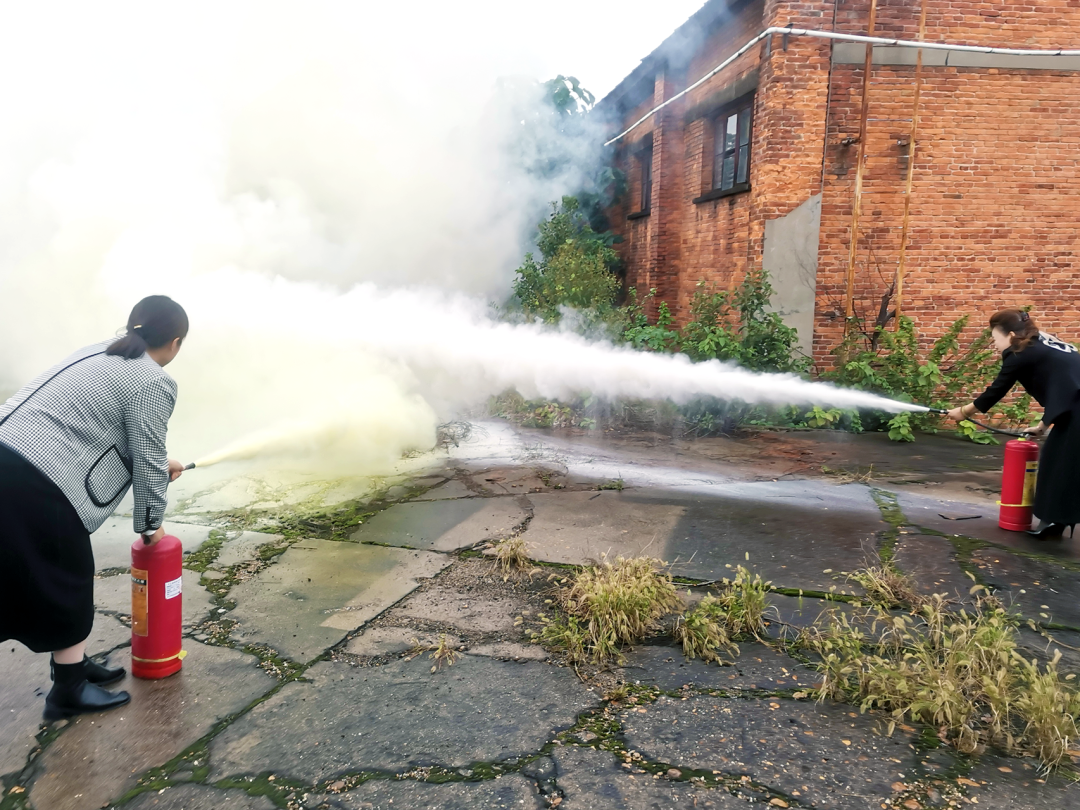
[[674, 566, 771, 663], [844, 558, 926, 610], [489, 536, 533, 580], [798, 586, 1080, 769], [429, 634, 459, 671], [597, 478, 625, 491], [534, 555, 683, 664]]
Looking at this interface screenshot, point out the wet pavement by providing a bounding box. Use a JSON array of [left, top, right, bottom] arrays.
[[4, 421, 1080, 809]]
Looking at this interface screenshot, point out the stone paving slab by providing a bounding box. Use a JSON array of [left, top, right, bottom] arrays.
[[892, 534, 974, 599], [552, 746, 743, 809], [962, 755, 1080, 809], [0, 615, 131, 777], [411, 478, 476, 501], [619, 642, 814, 693], [350, 498, 527, 551], [124, 784, 278, 810], [214, 530, 285, 569], [469, 641, 548, 661], [228, 539, 451, 662], [620, 695, 918, 810], [320, 774, 545, 809], [970, 549, 1080, 628], [94, 570, 215, 630], [209, 655, 598, 781], [344, 627, 447, 658], [387, 584, 525, 633], [522, 484, 882, 593], [91, 518, 214, 572], [29, 641, 275, 810]]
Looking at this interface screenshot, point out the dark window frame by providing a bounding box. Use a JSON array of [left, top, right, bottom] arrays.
[[628, 141, 653, 220], [694, 94, 754, 204]]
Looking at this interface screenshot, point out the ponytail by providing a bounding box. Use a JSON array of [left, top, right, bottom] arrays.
[[107, 295, 189, 360]]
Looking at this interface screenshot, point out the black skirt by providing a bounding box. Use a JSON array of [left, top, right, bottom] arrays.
[[0, 442, 95, 652], [1035, 397, 1080, 525]]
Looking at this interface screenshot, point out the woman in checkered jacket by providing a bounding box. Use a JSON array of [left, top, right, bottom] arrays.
[[0, 295, 188, 720]]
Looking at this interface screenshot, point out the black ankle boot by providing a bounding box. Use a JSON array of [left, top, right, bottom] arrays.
[[50, 655, 126, 686], [44, 659, 130, 721]]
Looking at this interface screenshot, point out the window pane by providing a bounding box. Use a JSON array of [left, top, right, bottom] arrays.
[[737, 145, 749, 184], [722, 155, 735, 190], [738, 108, 752, 146], [641, 152, 652, 210], [725, 114, 738, 152], [714, 117, 726, 161]]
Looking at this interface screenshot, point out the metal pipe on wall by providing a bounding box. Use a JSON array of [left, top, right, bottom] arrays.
[[843, 0, 879, 331], [893, 0, 929, 327]]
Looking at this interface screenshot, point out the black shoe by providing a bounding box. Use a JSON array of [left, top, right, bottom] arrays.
[[44, 660, 130, 721], [1027, 522, 1076, 540], [50, 655, 126, 686]]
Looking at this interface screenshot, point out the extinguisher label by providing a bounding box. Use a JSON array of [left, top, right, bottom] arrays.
[[131, 567, 149, 637], [165, 576, 182, 600], [1023, 461, 1038, 507]]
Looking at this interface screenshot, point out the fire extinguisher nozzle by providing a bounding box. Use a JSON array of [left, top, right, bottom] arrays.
[[183, 462, 196, 470]]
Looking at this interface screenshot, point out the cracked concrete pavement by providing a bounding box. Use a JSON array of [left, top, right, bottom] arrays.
[[4, 422, 1080, 810]]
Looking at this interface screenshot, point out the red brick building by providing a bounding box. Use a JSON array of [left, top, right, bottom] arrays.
[[597, 0, 1080, 365]]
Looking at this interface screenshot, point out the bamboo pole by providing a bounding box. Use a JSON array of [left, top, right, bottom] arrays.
[[843, 0, 879, 333], [894, 0, 928, 327]]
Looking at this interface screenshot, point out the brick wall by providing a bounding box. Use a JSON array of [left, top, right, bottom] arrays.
[[604, 0, 1080, 367]]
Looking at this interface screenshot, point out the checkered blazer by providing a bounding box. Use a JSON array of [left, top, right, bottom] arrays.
[[0, 340, 176, 534]]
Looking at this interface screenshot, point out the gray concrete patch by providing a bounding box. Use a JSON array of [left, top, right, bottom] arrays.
[[893, 534, 974, 599], [124, 784, 278, 810], [412, 478, 476, 501], [388, 585, 526, 633], [29, 641, 275, 810], [523, 484, 882, 593], [214, 530, 286, 569], [91, 518, 213, 572], [350, 498, 528, 551], [467, 466, 566, 495], [552, 746, 742, 809], [228, 539, 451, 662], [209, 655, 599, 781], [893, 491, 1022, 546], [962, 755, 1080, 809], [322, 774, 545, 809], [620, 695, 917, 810], [94, 569, 215, 630], [344, 627, 444, 657], [619, 642, 813, 692], [469, 641, 548, 661], [971, 549, 1080, 627]]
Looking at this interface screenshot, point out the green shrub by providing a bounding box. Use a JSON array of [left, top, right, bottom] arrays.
[[680, 271, 809, 374], [511, 197, 621, 325]]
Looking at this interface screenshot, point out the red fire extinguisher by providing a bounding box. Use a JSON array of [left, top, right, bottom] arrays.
[[998, 437, 1039, 531], [130, 534, 185, 679]]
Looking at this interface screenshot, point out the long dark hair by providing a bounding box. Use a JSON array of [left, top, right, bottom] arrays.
[[989, 308, 1039, 353], [107, 296, 189, 360]]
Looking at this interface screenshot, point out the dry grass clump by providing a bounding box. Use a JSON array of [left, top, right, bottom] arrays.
[[844, 558, 926, 609], [800, 586, 1080, 769], [535, 555, 683, 664], [674, 566, 772, 663], [490, 536, 533, 580], [406, 634, 460, 673]]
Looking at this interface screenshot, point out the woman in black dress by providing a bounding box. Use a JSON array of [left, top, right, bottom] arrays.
[[948, 308, 1080, 539], [0, 295, 188, 719]]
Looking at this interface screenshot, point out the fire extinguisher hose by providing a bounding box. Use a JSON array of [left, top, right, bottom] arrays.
[[923, 407, 1029, 437]]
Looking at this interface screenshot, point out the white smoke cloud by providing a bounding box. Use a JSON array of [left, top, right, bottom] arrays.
[[0, 0, 911, 476]]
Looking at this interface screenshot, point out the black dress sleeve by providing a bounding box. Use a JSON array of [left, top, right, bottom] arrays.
[[973, 350, 1022, 413]]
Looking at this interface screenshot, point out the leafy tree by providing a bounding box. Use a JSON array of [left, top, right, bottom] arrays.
[[511, 197, 621, 325]]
